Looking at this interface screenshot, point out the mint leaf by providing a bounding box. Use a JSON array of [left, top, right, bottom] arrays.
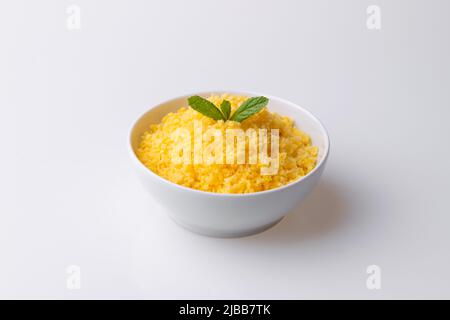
[[188, 96, 225, 121], [230, 96, 269, 122], [220, 100, 231, 120]]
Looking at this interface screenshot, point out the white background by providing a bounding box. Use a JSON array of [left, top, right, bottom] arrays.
[[1, 0, 450, 299]]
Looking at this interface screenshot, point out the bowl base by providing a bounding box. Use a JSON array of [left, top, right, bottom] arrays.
[[168, 215, 284, 238]]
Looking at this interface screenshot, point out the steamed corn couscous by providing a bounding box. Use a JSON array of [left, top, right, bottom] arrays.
[[136, 94, 318, 194]]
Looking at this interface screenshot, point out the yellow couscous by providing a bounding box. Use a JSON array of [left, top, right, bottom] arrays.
[[136, 94, 318, 194]]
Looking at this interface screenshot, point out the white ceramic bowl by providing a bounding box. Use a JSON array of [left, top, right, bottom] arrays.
[[129, 91, 330, 237]]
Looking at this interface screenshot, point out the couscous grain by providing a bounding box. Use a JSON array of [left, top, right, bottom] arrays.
[[136, 94, 318, 194]]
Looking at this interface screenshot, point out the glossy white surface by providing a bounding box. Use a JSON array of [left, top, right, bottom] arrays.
[[129, 92, 329, 237], [2, 0, 450, 298]]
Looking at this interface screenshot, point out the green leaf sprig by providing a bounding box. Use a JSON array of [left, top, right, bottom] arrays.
[[187, 95, 269, 122]]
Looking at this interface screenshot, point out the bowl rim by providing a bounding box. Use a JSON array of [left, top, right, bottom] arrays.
[[128, 90, 330, 197]]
